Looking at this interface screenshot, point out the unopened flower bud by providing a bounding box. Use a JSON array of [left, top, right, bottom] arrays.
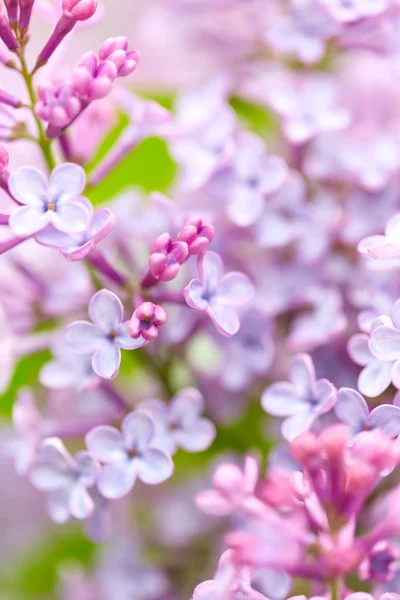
[[178, 216, 215, 255], [148, 232, 189, 282], [4, 0, 18, 24], [128, 302, 167, 342], [99, 37, 139, 77], [0, 1, 18, 49], [319, 424, 349, 461], [62, 0, 98, 21], [290, 431, 321, 465], [19, 0, 36, 30]]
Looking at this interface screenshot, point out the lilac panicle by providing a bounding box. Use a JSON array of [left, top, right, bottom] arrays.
[[65, 289, 147, 379], [85, 410, 174, 499]]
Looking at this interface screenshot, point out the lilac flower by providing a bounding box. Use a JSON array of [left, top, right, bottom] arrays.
[[128, 302, 167, 342], [347, 313, 398, 398], [85, 410, 173, 499], [219, 309, 275, 392], [261, 353, 337, 440], [369, 304, 400, 386], [138, 387, 216, 455], [221, 132, 288, 227], [9, 388, 41, 475], [320, 0, 390, 23], [265, 0, 338, 65], [359, 541, 399, 583], [39, 339, 100, 391], [358, 213, 400, 261], [8, 163, 91, 237], [35, 208, 115, 261], [266, 73, 351, 145], [30, 437, 99, 523], [196, 456, 258, 516], [335, 387, 400, 438], [35, 81, 82, 129], [65, 289, 146, 379], [184, 251, 254, 337]]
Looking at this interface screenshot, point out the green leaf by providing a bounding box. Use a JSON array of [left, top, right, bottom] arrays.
[[230, 96, 279, 139]]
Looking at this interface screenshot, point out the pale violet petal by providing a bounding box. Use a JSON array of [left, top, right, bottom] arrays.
[[358, 360, 393, 398], [75, 451, 98, 487], [335, 388, 368, 433], [281, 410, 315, 441], [9, 166, 47, 207], [89, 209, 116, 242], [217, 272, 255, 307], [85, 426, 127, 463], [136, 448, 173, 484], [47, 489, 71, 523], [35, 225, 74, 248], [68, 485, 94, 520], [116, 324, 147, 350], [208, 304, 240, 337], [65, 321, 105, 353], [88, 289, 123, 332], [347, 334, 372, 366], [170, 387, 204, 422], [49, 163, 86, 202], [92, 341, 121, 379], [9, 205, 49, 236], [261, 382, 307, 416], [227, 186, 265, 227], [368, 405, 400, 437], [184, 279, 209, 310], [97, 461, 137, 498], [175, 419, 216, 452], [122, 411, 155, 452], [290, 353, 315, 396], [200, 251, 224, 291], [52, 199, 90, 233], [369, 326, 400, 361]]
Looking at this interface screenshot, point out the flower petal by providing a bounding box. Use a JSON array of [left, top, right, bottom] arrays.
[[116, 323, 147, 350], [136, 448, 173, 484], [9, 205, 48, 236], [52, 199, 90, 233], [369, 326, 400, 361], [30, 438, 74, 491], [122, 410, 155, 452], [85, 426, 127, 463], [368, 405, 400, 437], [9, 166, 47, 206], [196, 490, 233, 515], [69, 485, 94, 520], [170, 387, 204, 422], [358, 360, 393, 398], [35, 225, 73, 248], [89, 289, 123, 332], [208, 305, 240, 337], [89, 208, 116, 242], [75, 450, 99, 486], [92, 341, 121, 379], [175, 418, 216, 452], [65, 321, 105, 353], [49, 163, 86, 202], [199, 251, 223, 291], [289, 353, 315, 395], [217, 272, 255, 307], [335, 388, 368, 434], [184, 279, 208, 310], [261, 382, 307, 416], [227, 185, 264, 227], [347, 334, 372, 366], [47, 489, 71, 523], [97, 461, 136, 498], [281, 410, 315, 441]]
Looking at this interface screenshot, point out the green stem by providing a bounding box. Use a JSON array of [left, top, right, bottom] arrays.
[[18, 53, 56, 172], [330, 578, 340, 600]]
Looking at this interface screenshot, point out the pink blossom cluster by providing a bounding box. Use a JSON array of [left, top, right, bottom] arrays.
[[3, 0, 400, 598]]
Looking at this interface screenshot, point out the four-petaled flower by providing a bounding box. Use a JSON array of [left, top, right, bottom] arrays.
[[138, 387, 216, 455], [261, 353, 336, 440], [9, 163, 91, 236], [85, 410, 174, 499], [184, 251, 255, 337], [29, 437, 99, 523], [65, 289, 146, 379], [358, 212, 400, 261]]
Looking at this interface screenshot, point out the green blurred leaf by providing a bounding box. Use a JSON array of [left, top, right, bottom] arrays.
[[230, 96, 279, 139], [0, 349, 51, 420], [0, 526, 96, 599]]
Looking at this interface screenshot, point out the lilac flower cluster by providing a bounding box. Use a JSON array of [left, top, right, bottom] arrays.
[[4, 0, 400, 598]]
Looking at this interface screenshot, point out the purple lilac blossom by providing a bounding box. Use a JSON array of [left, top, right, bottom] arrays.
[[65, 289, 146, 379], [85, 410, 173, 498]]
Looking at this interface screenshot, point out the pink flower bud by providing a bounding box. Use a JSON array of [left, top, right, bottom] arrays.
[[99, 37, 139, 77], [178, 216, 215, 255], [4, 0, 18, 24], [148, 233, 189, 282], [319, 424, 349, 461], [128, 302, 167, 342], [19, 0, 36, 29], [62, 0, 98, 21], [0, 145, 9, 173], [0, 1, 18, 49]]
